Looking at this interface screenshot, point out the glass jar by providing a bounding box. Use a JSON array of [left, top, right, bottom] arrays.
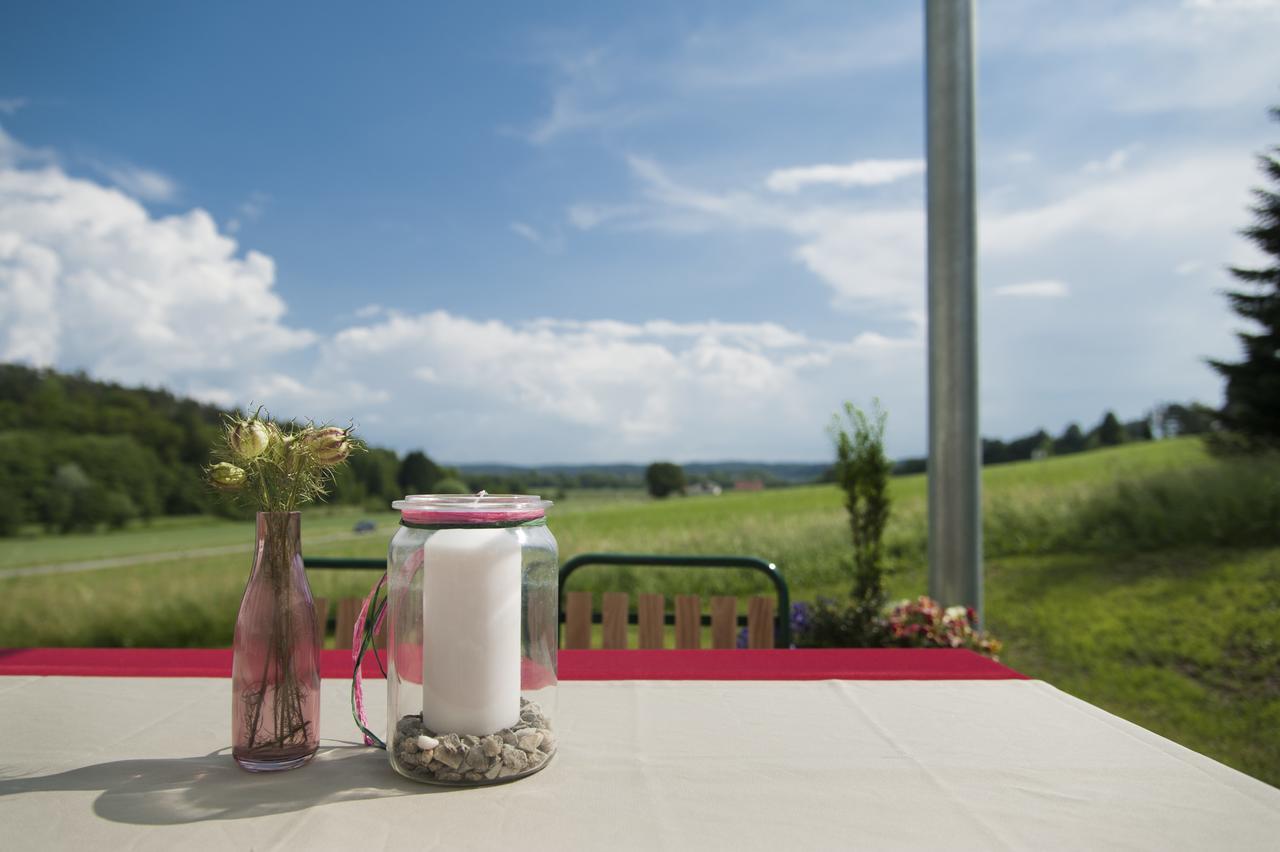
[[386, 494, 558, 785]]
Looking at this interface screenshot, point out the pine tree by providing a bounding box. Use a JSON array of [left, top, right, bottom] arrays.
[[1210, 107, 1280, 448], [1095, 411, 1125, 447]]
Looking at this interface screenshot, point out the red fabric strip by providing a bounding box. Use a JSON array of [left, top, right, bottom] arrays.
[[0, 647, 1024, 680], [560, 648, 1026, 680]]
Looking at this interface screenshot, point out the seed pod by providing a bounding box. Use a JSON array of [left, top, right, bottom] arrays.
[[304, 426, 352, 466], [229, 419, 271, 460], [209, 462, 247, 490]]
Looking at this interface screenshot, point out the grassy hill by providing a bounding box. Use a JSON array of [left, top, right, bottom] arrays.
[[1, 437, 1277, 784]]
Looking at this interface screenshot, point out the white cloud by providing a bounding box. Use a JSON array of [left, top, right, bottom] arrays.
[[510, 221, 540, 243], [983, 1, 1280, 114], [510, 220, 565, 254], [1185, 1, 1279, 14], [566, 202, 639, 230], [570, 155, 926, 318], [98, 164, 178, 203], [0, 98, 27, 116], [1082, 145, 1140, 175], [227, 191, 270, 233], [320, 309, 920, 459], [564, 140, 1260, 453], [520, 9, 921, 145], [526, 89, 651, 146], [982, 151, 1255, 257], [0, 124, 53, 168], [766, 159, 925, 193], [0, 149, 313, 387], [0, 125, 925, 461], [993, 280, 1069, 299]]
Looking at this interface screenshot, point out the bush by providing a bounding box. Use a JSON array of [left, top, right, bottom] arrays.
[[645, 462, 685, 498], [791, 598, 890, 648], [432, 477, 469, 494], [829, 401, 891, 604], [788, 596, 1003, 656], [102, 490, 140, 529], [884, 451, 1280, 561]]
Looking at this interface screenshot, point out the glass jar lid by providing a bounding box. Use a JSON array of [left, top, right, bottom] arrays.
[[393, 493, 551, 526]]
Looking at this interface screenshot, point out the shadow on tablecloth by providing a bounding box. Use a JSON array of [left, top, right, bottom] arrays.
[[0, 741, 450, 825]]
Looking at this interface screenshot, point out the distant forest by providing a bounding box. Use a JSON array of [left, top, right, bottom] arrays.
[[889, 403, 1217, 476], [0, 364, 1217, 535]]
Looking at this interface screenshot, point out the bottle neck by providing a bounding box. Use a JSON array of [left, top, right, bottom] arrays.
[[254, 512, 303, 582]]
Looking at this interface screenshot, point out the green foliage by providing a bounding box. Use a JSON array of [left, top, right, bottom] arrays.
[[1210, 106, 1280, 449], [0, 482, 20, 536], [989, 547, 1280, 788], [397, 450, 443, 494], [976, 452, 1280, 558], [983, 429, 1053, 465], [795, 597, 889, 648], [1155, 402, 1219, 437], [0, 365, 226, 531], [1095, 410, 1126, 446], [644, 461, 686, 498], [902, 405, 1169, 471], [432, 476, 469, 494], [1054, 422, 1087, 455], [0, 364, 443, 534], [828, 401, 891, 604], [331, 446, 403, 508]]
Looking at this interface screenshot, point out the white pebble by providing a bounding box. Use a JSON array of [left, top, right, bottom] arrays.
[[517, 731, 544, 753], [417, 735, 439, 751]]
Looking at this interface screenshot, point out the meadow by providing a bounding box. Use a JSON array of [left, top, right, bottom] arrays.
[[1, 437, 1277, 785]]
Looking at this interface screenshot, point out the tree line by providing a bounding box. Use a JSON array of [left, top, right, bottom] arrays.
[[889, 404, 1215, 476], [0, 365, 459, 536]]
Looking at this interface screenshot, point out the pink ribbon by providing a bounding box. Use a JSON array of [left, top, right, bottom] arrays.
[[352, 573, 387, 746]]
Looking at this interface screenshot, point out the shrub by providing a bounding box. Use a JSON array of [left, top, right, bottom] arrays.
[[828, 400, 891, 604], [645, 462, 686, 498], [432, 477, 469, 494], [791, 597, 890, 648]]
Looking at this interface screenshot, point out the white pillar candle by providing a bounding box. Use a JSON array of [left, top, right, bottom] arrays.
[[421, 527, 522, 736]]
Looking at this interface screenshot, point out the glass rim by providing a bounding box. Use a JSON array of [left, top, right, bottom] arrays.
[[392, 493, 553, 514]]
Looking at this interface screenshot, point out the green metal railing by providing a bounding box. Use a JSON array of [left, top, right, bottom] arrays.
[[558, 553, 790, 648], [305, 552, 792, 648], [305, 556, 385, 571]]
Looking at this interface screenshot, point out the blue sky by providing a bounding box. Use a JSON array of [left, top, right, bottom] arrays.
[[1, 1, 1277, 463]]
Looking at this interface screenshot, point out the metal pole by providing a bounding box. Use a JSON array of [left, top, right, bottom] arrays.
[[925, 0, 982, 621]]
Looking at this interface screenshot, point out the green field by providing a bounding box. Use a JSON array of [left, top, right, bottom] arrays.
[[1, 437, 1277, 786]]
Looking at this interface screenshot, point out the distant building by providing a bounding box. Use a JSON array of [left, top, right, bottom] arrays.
[[733, 479, 765, 492], [686, 481, 723, 496]]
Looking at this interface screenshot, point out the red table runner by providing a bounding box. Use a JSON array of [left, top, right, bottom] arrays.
[[0, 647, 1023, 680]]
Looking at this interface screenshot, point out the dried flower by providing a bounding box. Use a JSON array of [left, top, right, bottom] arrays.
[[205, 408, 363, 512], [302, 426, 353, 466], [229, 419, 271, 460], [209, 462, 247, 490]]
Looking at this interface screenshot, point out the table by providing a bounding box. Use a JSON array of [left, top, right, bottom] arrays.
[[0, 649, 1277, 850]]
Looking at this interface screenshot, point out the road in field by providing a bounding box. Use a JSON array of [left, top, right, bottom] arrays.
[[0, 531, 375, 580]]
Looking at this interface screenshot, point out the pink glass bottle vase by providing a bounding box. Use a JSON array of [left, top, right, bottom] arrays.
[[232, 511, 321, 772]]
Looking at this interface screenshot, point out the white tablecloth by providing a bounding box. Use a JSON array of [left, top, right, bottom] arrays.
[[0, 676, 1276, 850]]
